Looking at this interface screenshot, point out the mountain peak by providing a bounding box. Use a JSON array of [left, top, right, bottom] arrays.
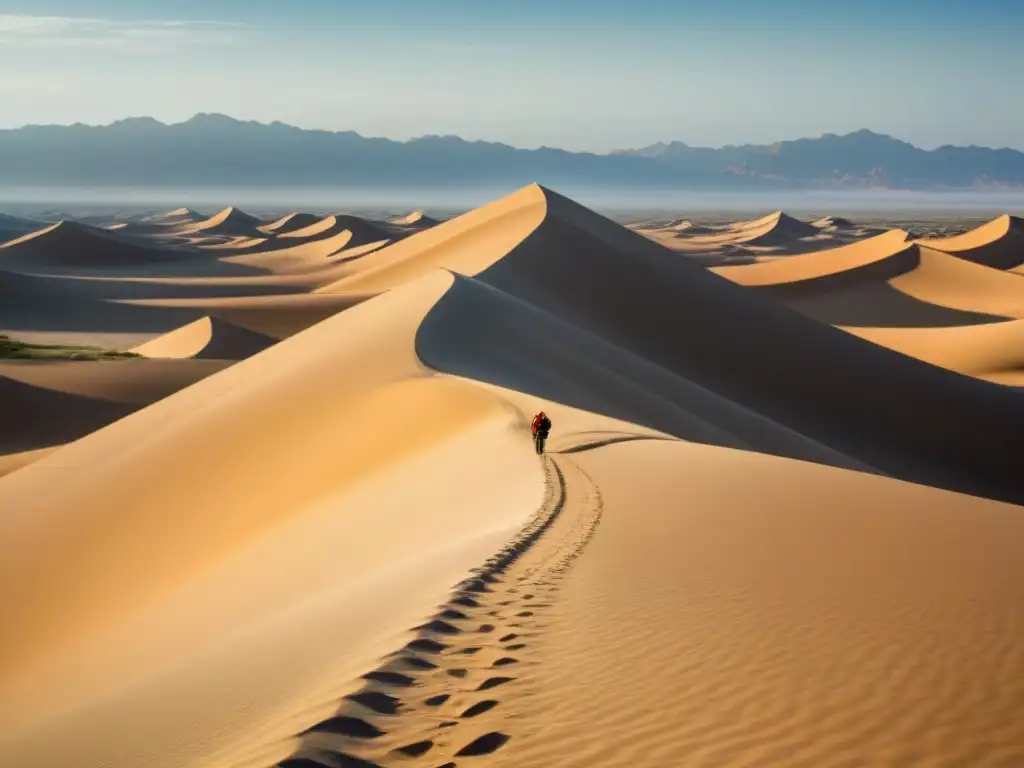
[[182, 113, 245, 127]]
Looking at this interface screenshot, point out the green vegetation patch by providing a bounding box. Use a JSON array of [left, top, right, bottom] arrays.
[[0, 334, 141, 361]]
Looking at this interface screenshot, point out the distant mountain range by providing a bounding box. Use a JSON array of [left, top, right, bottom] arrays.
[[2, 114, 1022, 190]]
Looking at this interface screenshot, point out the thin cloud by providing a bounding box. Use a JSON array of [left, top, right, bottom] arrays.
[[0, 14, 242, 50]]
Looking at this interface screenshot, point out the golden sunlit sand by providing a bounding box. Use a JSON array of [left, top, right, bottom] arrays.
[[1, 186, 1024, 767]]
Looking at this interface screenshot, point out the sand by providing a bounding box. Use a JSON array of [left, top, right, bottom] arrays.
[[914, 214, 1024, 269], [130, 316, 277, 360], [1, 184, 1024, 768]]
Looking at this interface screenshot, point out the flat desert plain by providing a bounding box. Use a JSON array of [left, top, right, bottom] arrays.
[[2, 186, 1024, 767]]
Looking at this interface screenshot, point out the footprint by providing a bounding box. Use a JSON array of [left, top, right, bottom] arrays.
[[455, 732, 511, 756], [345, 691, 400, 715], [440, 609, 469, 621], [391, 740, 433, 758], [401, 656, 437, 670], [302, 716, 385, 739], [505, 643, 527, 651], [476, 677, 515, 691], [424, 694, 450, 706], [458, 647, 482, 655], [406, 639, 447, 654], [363, 671, 416, 688], [447, 668, 468, 679], [419, 620, 461, 635], [498, 634, 519, 643], [460, 700, 499, 718], [478, 624, 496, 633], [279, 756, 377, 768], [516, 611, 534, 618], [492, 657, 518, 667]]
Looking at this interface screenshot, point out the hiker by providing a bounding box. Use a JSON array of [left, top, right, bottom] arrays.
[[531, 411, 552, 455]]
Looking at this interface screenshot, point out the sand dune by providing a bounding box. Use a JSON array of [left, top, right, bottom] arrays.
[[317, 185, 1024, 502], [280, 213, 393, 247], [0, 445, 54, 480], [0, 358, 225, 453], [915, 214, 1024, 269], [172, 206, 262, 237], [844, 319, 1024, 385], [122, 292, 375, 339], [3, 185, 1024, 768], [776, 245, 1024, 326], [632, 210, 841, 258], [666, 218, 713, 233], [711, 229, 912, 290], [150, 207, 204, 223], [259, 213, 322, 235], [131, 316, 277, 360], [812, 214, 854, 228], [1, 221, 188, 269], [391, 210, 439, 227], [1, 213, 47, 241], [704, 209, 820, 245]]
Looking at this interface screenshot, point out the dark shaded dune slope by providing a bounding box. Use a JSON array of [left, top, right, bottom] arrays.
[[409, 186, 1024, 504], [417, 273, 867, 473]]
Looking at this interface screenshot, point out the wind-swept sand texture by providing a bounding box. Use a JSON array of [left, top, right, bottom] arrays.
[[2, 186, 1024, 768], [501, 443, 1024, 767], [915, 214, 1024, 269], [131, 316, 277, 360]]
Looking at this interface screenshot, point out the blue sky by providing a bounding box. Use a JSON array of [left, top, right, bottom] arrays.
[[1, 1, 1022, 151]]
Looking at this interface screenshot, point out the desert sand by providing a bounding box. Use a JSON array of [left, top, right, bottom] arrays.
[[1, 187, 1023, 768]]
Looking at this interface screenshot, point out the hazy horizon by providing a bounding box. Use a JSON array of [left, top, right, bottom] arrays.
[[2, 1, 1023, 152], [3, 184, 1023, 216]]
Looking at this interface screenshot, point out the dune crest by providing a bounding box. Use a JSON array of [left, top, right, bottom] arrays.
[[1, 221, 184, 268], [258, 212, 322, 235], [172, 206, 262, 237], [130, 316, 277, 360], [914, 214, 1024, 269], [392, 210, 439, 227], [711, 229, 912, 289]]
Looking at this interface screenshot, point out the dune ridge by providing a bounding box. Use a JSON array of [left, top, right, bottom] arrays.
[[711, 229, 913, 291], [259, 213, 323, 235], [1, 221, 187, 268], [914, 214, 1024, 269], [131, 316, 277, 360], [172, 206, 262, 237]]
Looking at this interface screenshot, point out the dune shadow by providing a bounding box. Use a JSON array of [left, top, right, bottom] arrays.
[[0, 375, 134, 453], [416, 194, 1024, 505], [781, 282, 1008, 328]]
